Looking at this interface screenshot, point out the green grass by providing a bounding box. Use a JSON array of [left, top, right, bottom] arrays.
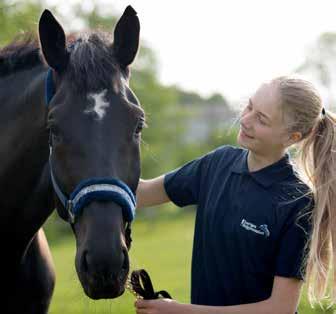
[[46, 210, 334, 314]]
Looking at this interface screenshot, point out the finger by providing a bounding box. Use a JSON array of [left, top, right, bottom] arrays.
[[135, 298, 150, 309]]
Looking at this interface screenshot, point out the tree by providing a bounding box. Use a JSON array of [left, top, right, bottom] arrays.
[[0, 0, 42, 45], [296, 32, 336, 110]]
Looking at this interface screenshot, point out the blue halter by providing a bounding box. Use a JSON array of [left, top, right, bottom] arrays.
[[45, 69, 136, 224]]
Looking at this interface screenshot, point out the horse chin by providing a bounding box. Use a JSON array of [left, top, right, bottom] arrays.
[[75, 262, 130, 299], [84, 285, 126, 300], [79, 273, 127, 299]]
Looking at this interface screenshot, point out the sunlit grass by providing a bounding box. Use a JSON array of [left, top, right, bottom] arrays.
[[46, 210, 334, 314]]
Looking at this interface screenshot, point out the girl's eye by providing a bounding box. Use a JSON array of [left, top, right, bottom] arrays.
[[258, 116, 267, 125]]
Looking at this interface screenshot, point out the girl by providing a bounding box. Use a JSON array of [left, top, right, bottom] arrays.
[[134, 77, 336, 314]]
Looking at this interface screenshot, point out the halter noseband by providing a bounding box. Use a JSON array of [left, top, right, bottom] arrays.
[[45, 69, 136, 225]]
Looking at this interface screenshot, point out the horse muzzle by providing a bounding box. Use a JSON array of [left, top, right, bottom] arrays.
[[76, 243, 130, 299]]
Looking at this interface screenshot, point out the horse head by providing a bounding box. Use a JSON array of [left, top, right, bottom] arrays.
[[38, 6, 143, 299]]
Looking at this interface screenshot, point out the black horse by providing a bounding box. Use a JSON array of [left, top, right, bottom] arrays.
[[0, 6, 143, 313]]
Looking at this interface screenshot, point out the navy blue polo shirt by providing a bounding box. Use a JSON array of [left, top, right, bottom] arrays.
[[164, 145, 313, 308]]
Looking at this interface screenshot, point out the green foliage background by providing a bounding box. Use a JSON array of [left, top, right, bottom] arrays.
[[1, 0, 335, 312]]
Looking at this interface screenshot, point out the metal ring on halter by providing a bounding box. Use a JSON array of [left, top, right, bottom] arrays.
[[67, 200, 75, 224]]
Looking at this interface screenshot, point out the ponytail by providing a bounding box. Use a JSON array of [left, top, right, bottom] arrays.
[[298, 110, 336, 305], [273, 76, 336, 306]]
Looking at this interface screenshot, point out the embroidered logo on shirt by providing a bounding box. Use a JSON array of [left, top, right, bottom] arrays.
[[240, 219, 270, 238]]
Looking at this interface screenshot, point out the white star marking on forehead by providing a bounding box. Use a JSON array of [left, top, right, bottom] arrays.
[[84, 89, 109, 120]]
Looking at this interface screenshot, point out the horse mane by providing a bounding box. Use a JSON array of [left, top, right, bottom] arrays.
[[0, 31, 125, 92], [0, 34, 43, 77]]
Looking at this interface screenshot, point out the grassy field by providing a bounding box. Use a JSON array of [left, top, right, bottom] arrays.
[[46, 210, 334, 314]]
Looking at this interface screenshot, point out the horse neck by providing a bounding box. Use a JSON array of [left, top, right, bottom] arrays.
[[0, 65, 53, 248], [0, 65, 48, 165]]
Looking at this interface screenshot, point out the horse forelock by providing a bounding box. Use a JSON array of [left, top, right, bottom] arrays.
[[66, 31, 124, 94]]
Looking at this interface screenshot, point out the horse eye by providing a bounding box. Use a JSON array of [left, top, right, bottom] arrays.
[[134, 119, 145, 136], [50, 125, 62, 143]]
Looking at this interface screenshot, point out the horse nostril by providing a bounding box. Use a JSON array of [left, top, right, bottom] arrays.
[[82, 250, 89, 273], [122, 248, 129, 271], [80, 247, 129, 281]]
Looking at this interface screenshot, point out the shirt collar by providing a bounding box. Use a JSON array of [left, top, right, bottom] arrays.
[[231, 149, 294, 188]]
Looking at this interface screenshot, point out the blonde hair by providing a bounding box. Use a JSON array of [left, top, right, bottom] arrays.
[[273, 76, 336, 306]]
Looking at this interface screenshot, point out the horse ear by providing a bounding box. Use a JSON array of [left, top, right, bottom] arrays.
[[38, 10, 69, 72], [113, 5, 140, 68]]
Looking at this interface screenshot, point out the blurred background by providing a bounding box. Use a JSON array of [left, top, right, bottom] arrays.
[[2, 0, 336, 313]]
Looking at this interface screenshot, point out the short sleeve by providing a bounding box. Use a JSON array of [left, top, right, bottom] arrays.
[[163, 148, 222, 207], [163, 156, 208, 207], [275, 197, 313, 281]]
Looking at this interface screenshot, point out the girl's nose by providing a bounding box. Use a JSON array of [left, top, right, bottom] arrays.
[[240, 113, 252, 128]]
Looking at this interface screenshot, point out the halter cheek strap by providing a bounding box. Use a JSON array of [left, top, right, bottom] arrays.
[[45, 68, 137, 224], [45, 68, 55, 106]]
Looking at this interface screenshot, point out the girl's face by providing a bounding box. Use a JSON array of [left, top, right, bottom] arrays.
[[237, 81, 291, 156]]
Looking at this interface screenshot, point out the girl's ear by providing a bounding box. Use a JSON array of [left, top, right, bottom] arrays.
[[285, 131, 302, 147]]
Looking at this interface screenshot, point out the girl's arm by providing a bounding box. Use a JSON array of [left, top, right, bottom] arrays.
[[136, 176, 170, 209], [135, 276, 303, 314]]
